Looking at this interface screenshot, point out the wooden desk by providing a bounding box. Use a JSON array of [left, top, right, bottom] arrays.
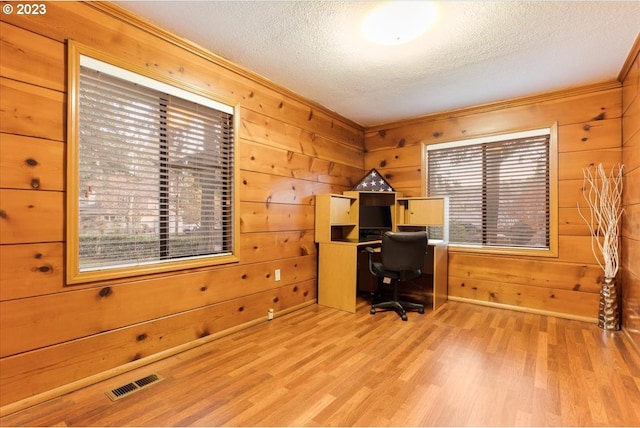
[[317, 240, 448, 313]]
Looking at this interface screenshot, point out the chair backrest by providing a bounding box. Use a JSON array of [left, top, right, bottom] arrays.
[[380, 231, 428, 272]]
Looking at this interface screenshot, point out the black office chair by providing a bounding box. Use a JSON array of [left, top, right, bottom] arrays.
[[365, 231, 428, 321]]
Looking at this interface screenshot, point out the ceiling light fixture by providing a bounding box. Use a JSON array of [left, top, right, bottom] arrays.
[[362, 1, 438, 46]]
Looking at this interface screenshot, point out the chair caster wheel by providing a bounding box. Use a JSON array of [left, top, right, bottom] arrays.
[[401, 314, 408, 321], [418, 308, 425, 314], [370, 308, 376, 315]]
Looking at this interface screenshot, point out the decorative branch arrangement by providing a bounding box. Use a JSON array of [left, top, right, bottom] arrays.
[[577, 163, 624, 278], [577, 162, 624, 330]]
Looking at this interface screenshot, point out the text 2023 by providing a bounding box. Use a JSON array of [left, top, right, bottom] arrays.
[[17, 3, 47, 14]]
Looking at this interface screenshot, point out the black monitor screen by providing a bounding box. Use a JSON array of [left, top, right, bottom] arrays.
[[359, 205, 392, 229]]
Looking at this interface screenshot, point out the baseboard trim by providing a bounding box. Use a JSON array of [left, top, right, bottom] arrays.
[[447, 296, 598, 324], [0, 300, 316, 418]]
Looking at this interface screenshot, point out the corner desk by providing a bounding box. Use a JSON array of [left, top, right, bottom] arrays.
[[315, 191, 449, 313]]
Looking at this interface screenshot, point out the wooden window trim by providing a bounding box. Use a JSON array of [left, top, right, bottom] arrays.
[[422, 123, 558, 258], [66, 40, 240, 285]]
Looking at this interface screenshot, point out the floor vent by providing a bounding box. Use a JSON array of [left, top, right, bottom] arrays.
[[105, 373, 164, 401]]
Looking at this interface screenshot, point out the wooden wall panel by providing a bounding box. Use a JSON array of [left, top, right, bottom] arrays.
[[239, 171, 327, 205], [364, 85, 624, 322], [557, 235, 608, 264], [557, 148, 622, 180], [448, 276, 599, 320], [622, 39, 639, 113], [621, 35, 639, 353], [0, 1, 364, 411], [448, 253, 603, 294], [622, 203, 640, 240], [557, 119, 621, 153], [364, 144, 422, 170], [0, 78, 65, 142], [558, 208, 591, 236], [239, 202, 315, 233], [240, 111, 364, 167], [0, 189, 64, 244], [623, 149, 640, 206], [0, 22, 65, 91], [0, 280, 316, 408], [0, 255, 316, 358], [559, 179, 588, 207], [364, 86, 621, 152], [239, 139, 359, 189], [0, 243, 64, 301], [623, 129, 640, 177], [0, 134, 64, 191], [239, 231, 316, 265]]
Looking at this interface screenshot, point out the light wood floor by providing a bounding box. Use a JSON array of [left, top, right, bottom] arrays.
[[3, 298, 640, 427]]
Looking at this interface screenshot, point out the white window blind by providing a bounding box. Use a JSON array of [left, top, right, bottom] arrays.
[[78, 64, 234, 272], [426, 130, 550, 249]]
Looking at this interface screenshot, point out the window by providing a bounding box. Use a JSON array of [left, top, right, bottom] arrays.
[[67, 43, 237, 283], [424, 126, 557, 255]]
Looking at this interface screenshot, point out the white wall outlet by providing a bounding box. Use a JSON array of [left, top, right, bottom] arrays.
[[268, 308, 274, 320], [275, 268, 281, 281]]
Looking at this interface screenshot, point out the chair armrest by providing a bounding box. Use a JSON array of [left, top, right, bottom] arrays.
[[364, 247, 377, 276]]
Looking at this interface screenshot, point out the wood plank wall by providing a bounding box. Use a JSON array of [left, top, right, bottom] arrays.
[[621, 35, 640, 353], [363, 82, 625, 322], [0, 2, 365, 411]]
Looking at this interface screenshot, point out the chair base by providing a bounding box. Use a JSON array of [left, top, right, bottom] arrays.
[[370, 300, 424, 321]]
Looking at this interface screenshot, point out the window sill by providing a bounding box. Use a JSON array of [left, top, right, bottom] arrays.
[[447, 244, 557, 258], [66, 253, 240, 285]]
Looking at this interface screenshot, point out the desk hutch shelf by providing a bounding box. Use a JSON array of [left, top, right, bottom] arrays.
[[315, 193, 358, 243]]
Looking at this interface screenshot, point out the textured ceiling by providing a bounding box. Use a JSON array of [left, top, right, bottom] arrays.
[[114, 1, 640, 127]]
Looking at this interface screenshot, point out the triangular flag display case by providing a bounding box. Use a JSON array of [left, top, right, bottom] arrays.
[[353, 168, 394, 192]]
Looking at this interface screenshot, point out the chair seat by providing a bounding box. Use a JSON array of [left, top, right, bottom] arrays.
[[371, 262, 422, 282]]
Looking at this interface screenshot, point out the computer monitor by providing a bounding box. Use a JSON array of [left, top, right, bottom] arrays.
[[359, 205, 392, 240]]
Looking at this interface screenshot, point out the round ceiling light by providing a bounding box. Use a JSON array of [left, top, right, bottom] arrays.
[[362, 1, 438, 46]]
